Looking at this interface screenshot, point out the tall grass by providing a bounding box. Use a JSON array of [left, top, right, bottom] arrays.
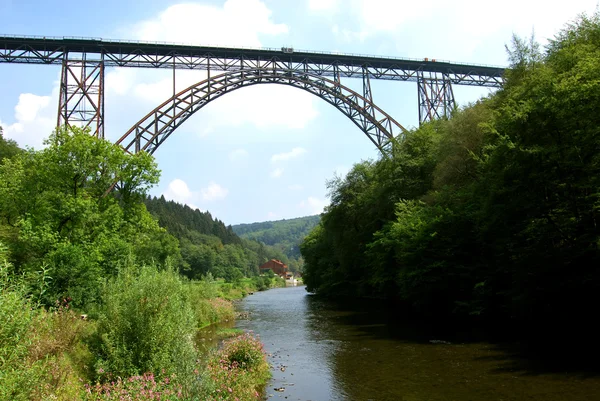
[[0, 254, 42, 400], [0, 245, 91, 401], [90, 265, 197, 383], [1, 246, 272, 400], [186, 281, 235, 328]]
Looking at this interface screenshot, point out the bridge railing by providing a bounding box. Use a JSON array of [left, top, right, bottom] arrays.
[[0, 33, 507, 69]]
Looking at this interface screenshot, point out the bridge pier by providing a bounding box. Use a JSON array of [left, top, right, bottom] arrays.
[[417, 71, 456, 125], [57, 55, 105, 138], [0, 35, 502, 146]]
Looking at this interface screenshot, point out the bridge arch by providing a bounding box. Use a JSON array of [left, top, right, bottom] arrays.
[[116, 69, 407, 155]]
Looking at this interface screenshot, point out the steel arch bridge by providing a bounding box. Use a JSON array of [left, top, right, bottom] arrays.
[[116, 69, 405, 155], [0, 35, 506, 155]]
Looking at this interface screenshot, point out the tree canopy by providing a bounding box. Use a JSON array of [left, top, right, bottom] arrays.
[[301, 12, 600, 343], [0, 127, 173, 307]]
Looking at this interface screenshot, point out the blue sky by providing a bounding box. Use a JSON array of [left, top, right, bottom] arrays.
[[0, 0, 596, 224]]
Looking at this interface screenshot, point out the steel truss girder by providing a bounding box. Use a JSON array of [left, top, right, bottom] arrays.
[[417, 71, 455, 124], [0, 36, 505, 87], [116, 69, 406, 156], [57, 57, 105, 138]]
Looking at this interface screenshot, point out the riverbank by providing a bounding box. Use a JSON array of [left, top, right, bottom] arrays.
[[0, 258, 278, 401]]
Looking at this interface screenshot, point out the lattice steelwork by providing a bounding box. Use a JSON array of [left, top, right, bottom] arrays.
[[57, 58, 105, 138], [417, 71, 456, 124], [116, 69, 406, 156], [0, 36, 504, 85], [0, 35, 506, 152]]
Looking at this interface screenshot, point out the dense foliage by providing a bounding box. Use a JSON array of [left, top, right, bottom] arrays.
[[301, 13, 600, 341], [232, 215, 320, 272], [91, 265, 197, 381], [0, 127, 173, 308], [144, 195, 291, 280], [0, 126, 276, 400], [145, 195, 240, 245], [201, 333, 270, 400], [0, 128, 21, 161]]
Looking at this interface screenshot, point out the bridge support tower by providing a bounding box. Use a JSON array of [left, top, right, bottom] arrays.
[[417, 71, 455, 125], [57, 55, 105, 138]]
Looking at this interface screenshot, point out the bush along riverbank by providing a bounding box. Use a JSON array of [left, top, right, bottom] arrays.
[[0, 249, 272, 401], [0, 127, 284, 400]]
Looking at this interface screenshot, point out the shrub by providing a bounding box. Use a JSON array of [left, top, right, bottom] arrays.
[[90, 265, 197, 382], [0, 254, 44, 401], [189, 277, 219, 299], [252, 276, 269, 291], [0, 244, 91, 401], [186, 283, 235, 328], [221, 333, 265, 370], [202, 333, 270, 401], [208, 298, 235, 322]]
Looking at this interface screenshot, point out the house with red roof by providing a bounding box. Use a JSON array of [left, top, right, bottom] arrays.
[[259, 259, 288, 278]]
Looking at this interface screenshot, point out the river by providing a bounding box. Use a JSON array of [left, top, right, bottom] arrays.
[[235, 285, 600, 401]]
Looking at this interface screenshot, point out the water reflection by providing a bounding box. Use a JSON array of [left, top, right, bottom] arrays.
[[237, 286, 600, 401]]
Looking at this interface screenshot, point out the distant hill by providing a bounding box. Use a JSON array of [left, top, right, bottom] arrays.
[[144, 196, 290, 279], [232, 215, 320, 261], [145, 195, 240, 245]]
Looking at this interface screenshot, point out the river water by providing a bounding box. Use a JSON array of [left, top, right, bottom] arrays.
[[235, 285, 600, 401]]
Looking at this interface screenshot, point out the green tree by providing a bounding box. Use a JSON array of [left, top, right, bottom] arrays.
[[0, 127, 22, 161], [301, 11, 600, 344], [0, 127, 176, 307]]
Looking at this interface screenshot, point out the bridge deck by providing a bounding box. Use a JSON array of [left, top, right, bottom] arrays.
[[0, 35, 505, 87]]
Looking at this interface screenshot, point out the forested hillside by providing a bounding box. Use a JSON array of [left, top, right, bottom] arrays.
[[233, 215, 320, 271], [144, 196, 290, 280], [301, 13, 600, 346], [145, 196, 240, 245]]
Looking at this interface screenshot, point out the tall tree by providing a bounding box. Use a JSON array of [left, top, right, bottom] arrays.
[[0, 127, 175, 307]]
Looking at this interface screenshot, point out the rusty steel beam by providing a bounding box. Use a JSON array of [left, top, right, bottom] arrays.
[[417, 70, 456, 124], [0, 35, 506, 141], [116, 69, 406, 156], [0, 36, 505, 87], [57, 57, 105, 138]]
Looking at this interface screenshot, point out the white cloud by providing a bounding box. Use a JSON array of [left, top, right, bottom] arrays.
[[201, 181, 228, 201], [163, 178, 200, 210], [288, 184, 304, 191], [106, 68, 137, 96], [112, 3, 318, 135], [271, 147, 307, 163], [308, 0, 340, 12], [1, 92, 56, 149], [14, 94, 51, 122], [128, 70, 205, 105], [356, 0, 428, 35], [133, 0, 288, 47], [332, 0, 596, 59], [198, 85, 319, 133], [299, 196, 328, 215], [267, 211, 278, 219], [163, 178, 227, 207], [124, 77, 319, 134], [270, 167, 284, 178], [331, 25, 367, 43], [229, 148, 249, 161]]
